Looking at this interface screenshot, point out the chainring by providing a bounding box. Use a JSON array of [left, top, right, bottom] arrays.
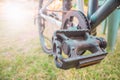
[[61, 10, 90, 30]]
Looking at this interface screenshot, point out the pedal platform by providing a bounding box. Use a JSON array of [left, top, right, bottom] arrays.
[[52, 29, 107, 69]]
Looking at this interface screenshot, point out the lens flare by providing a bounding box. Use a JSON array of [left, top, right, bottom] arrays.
[[3, 1, 30, 32]]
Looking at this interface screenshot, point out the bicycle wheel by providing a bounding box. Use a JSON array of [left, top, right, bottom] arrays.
[[38, 0, 62, 54], [38, 0, 53, 54]]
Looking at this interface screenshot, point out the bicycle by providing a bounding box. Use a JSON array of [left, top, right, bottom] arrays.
[[37, 0, 120, 69]]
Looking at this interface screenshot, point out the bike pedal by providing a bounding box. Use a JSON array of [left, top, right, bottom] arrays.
[[77, 52, 107, 68], [55, 51, 107, 69], [53, 29, 107, 70], [55, 29, 89, 37]]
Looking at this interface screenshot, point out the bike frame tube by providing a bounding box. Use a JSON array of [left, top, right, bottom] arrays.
[[90, 0, 120, 29], [39, 0, 43, 9], [62, 0, 72, 21], [40, 11, 62, 27], [76, 0, 84, 13], [88, 0, 98, 19]]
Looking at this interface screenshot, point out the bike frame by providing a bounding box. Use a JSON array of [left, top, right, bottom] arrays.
[[38, 0, 120, 69], [39, 0, 120, 31], [88, 0, 120, 29]]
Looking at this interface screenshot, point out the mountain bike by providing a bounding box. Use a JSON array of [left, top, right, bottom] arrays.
[[37, 0, 120, 69]]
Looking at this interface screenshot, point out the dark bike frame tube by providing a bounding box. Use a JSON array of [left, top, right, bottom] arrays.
[[88, 0, 98, 19], [90, 0, 120, 29], [62, 0, 72, 21]]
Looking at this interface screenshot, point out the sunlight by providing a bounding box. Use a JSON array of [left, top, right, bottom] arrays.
[[4, 2, 27, 22], [3, 1, 29, 32]]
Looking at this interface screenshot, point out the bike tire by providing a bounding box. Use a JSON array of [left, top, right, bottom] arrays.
[[38, 0, 53, 54]]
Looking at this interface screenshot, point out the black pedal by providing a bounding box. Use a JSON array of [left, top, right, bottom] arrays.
[[52, 30, 107, 69]]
